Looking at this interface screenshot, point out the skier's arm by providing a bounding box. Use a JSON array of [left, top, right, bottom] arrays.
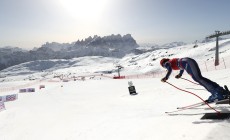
[[178, 69, 184, 76], [164, 62, 172, 79]]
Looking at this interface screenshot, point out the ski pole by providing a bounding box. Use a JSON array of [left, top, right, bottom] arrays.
[[165, 81, 220, 114], [180, 77, 200, 85]]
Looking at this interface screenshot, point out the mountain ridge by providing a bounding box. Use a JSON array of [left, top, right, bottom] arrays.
[[0, 34, 139, 70], [0, 34, 188, 71]]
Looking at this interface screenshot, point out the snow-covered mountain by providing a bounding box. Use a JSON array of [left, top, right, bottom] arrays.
[[40, 42, 74, 52], [67, 34, 139, 57], [0, 46, 27, 53], [161, 41, 187, 48], [0, 46, 29, 70], [40, 34, 139, 56], [137, 41, 187, 53], [0, 34, 190, 71], [0, 34, 140, 71]]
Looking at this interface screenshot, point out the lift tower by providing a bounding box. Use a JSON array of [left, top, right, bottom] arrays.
[[206, 30, 230, 66]]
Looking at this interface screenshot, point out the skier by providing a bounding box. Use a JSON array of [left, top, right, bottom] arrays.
[[160, 57, 228, 103]]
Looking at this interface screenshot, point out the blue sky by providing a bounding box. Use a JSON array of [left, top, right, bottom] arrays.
[[1, 0, 230, 49]]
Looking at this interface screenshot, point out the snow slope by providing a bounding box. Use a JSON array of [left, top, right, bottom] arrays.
[[1, 70, 230, 140], [1, 39, 230, 140]]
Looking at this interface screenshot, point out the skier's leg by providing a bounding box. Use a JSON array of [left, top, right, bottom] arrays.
[[181, 58, 227, 102], [181, 58, 218, 90]]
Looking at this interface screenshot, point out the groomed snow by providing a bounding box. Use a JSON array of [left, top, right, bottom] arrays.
[[1, 69, 230, 140], [1, 39, 230, 140]]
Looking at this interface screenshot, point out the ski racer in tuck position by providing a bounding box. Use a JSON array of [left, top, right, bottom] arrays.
[[160, 57, 229, 103]]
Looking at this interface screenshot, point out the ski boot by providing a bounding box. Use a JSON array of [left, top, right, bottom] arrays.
[[205, 86, 229, 103]]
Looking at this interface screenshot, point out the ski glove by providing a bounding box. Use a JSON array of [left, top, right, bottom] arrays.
[[175, 74, 181, 79], [161, 77, 168, 82]]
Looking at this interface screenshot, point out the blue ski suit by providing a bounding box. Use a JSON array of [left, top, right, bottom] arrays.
[[162, 57, 226, 102]]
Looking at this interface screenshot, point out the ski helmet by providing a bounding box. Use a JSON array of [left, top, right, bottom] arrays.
[[160, 58, 169, 67]]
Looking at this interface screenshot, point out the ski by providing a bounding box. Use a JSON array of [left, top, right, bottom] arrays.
[[216, 98, 229, 104], [166, 101, 219, 114], [165, 107, 195, 114], [177, 101, 205, 109], [165, 104, 208, 114], [165, 82, 230, 115], [166, 98, 229, 114], [177, 94, 230, 110], [176, 100, 219, 109]]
